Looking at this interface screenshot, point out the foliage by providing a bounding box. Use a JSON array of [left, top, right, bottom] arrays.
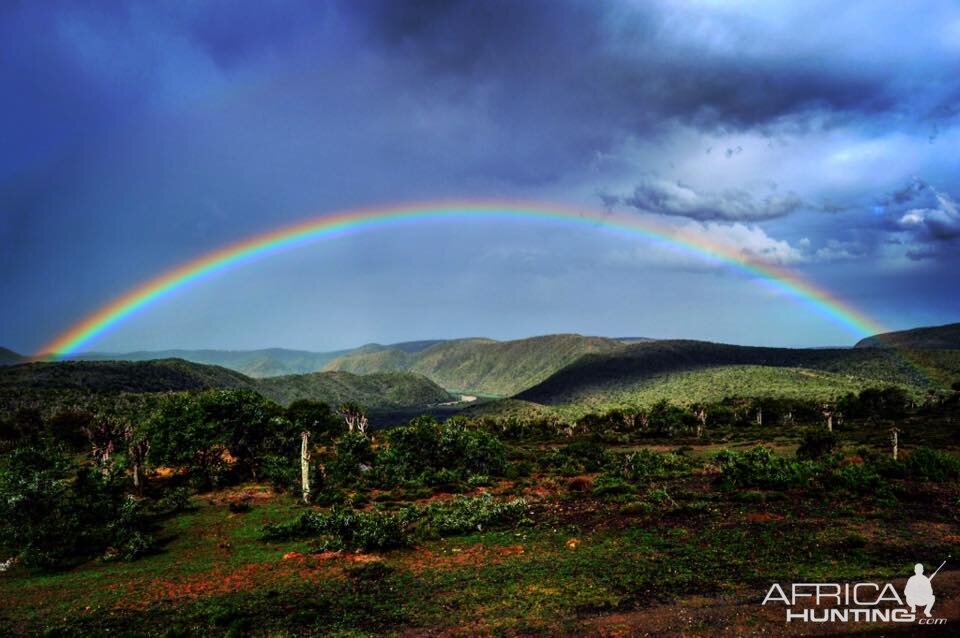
[[414, 493, 527, 537], [715, 446, 815, 489], [539, 440, 609, 475], [377, 416, 506, 485], [327, 431, 375, 486], [285, 400, 344, 441], [605, 449, 692, 482], [796, 427, 838, 460], [901, 447, 960, 481], [262, 493, 527, 550], [0, 445, 154, 568]]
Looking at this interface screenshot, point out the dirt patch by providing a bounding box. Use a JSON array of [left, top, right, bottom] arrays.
[[583, 571, 960, 636]]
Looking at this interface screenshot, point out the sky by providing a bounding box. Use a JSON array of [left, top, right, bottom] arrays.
[[2, 0, 959, 353]]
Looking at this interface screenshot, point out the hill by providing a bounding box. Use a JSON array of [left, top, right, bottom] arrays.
[[0, 359, 452, 412], [855, 322, 960, 350], [0, 358, 256, 393], [68, 348, 349, 378], [256, 371, 452, 409], [62, 340, 451, 377], [0, 347, 24, 365], [323, 334, 628, 396], [514, 339, 960, 405]]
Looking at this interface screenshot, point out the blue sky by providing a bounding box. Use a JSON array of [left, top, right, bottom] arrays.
[[2, 0, 959, 353]]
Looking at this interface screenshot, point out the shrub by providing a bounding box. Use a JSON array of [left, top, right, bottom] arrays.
[[414, 493, 527, 537], [826, 463, 884, 495], [262, 507, 408, 551], [796, 428, 838, 460], [592, 475, 634, 497], [715, 446, 814, 489], [379, 417, 506, 485], [606, 449, 691, 482], [0, 446, 155, 568], [327, 432, 375, 487], [539, 440, 609, 474], [262, 494, 527, 550], [902, 447, 960, 481]]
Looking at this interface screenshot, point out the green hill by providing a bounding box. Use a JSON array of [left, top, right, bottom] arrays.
[[855, 322, 960, 350], [0, 347, 24, 365], [323, 334, 628, 396], [514, 339, 960, 406], [69, 348, 349, 378], [0, 359, 452, 412], [0, 358, 256, 393], [63, 340, 450, 378], [256, 371, 452, 409]]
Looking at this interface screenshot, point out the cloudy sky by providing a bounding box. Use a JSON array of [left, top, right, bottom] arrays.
[[2, 0, 959, 353]]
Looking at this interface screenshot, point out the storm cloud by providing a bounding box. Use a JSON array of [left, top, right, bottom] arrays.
[[2, 0, 960, 351], [621, 178, 806, 222]]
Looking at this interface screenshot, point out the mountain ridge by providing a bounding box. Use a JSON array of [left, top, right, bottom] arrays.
[[0, 358, 452, 410], [854, 322, 960, 350]]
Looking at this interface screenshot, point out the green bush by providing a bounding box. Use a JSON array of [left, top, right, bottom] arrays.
[[378, 417, 506, 485], [0, 446, 155, 568], [262, 506, 408, 551], [796, 428, 838, 460], [606, 449, 691, 482], [539, 440, 609, 474], [592, 475, 634, 497], [715, 446, 814, 489], [902, 447, 960, 481], [415, 493, 527, 537], [327, 432, 375, 487], [262, 494, 527, 551], [826, 463, 884, 495]]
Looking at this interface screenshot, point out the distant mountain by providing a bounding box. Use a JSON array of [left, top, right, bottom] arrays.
[[68, 348, 348, 378], [0, 358, 255, 393], [323, 334, 628, 396], [62, 340, 453, 378], [0, 347, 24, 365], [257, 371, 452, 408], [855, 322, 960, 350], [0, 358, 451, 411], [514, 339, 960, 405]]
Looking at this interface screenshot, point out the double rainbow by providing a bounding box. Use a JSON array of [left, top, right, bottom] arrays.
[[37, 199, 888, 358]]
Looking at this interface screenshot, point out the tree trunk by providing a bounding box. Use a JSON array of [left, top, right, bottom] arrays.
[[890, 428, 899, 461], [132, 461, 142, 496], [301, 431, 311, 504], [756, 408, 762, 426]]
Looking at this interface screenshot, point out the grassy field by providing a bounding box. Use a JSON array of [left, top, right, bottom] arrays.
[[2, 423, 959, 635]]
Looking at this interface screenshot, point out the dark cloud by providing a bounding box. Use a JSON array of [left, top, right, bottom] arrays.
[[879, 179, 960, 245], [620, 178, 806, 222], [346, 0, 953, 139]]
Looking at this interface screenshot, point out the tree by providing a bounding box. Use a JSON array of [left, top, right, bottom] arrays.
[[648, 400, 682, 436], [692, 404, 708, 438], [197, 390, 280, 482], [287, 400, 344, 442], [145, 393, 224, 489], [339, 402, 368, 435], [82, 417, 126, 474]]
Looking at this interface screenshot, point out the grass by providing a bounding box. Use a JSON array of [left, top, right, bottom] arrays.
[[2, 448, 958, 636]]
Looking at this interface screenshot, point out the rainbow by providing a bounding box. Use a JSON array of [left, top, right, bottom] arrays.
[[37, 199, 889, 358]]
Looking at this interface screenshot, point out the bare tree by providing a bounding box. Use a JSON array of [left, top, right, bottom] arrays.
[[693, 406, 707, 439], [128, 436, 150, 496], [339, 402, 368, 435], [821, 404, 835, 432], [300, 431, 311, 504], [82, 418, 124, 474]]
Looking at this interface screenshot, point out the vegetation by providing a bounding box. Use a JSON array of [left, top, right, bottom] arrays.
[[1, 329, 959, 635], [324, 334, 627, 395]]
